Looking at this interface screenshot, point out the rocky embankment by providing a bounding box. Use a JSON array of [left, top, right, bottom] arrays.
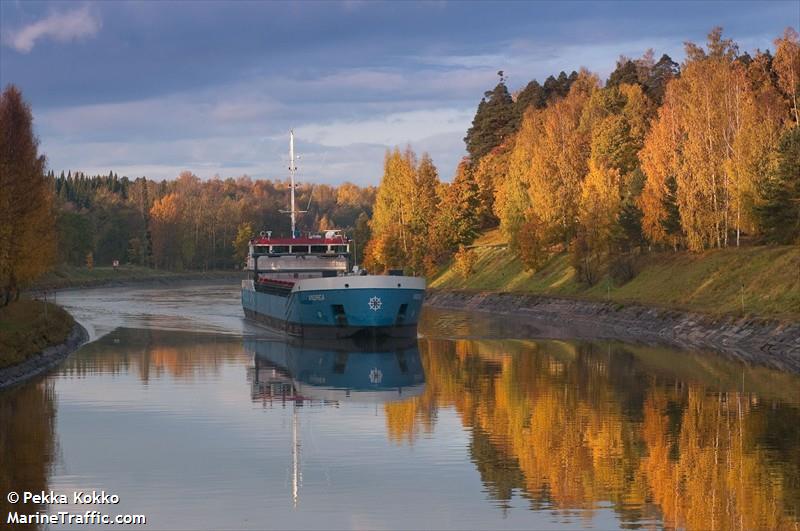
[[0, 322, 89, 389], [426, 290, 800, 373]]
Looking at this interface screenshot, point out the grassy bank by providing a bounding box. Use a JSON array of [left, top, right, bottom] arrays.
[[31, 264, 239, 291], [0, 299, 74, 369], [431, 229, 800, 320]]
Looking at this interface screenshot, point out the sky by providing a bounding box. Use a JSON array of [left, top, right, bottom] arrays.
[[1, 1, 797, 186]]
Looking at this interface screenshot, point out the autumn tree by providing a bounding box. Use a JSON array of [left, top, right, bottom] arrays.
[[471, 144, 509, 228], [575, 162, 623, 284], [639, 28, 787, 251], [0, 85, 55, 305], [773, 27, 799, 124], [495, 107, 536, 246], [427, 161, 481, 267], [149, 193, 181, 269], [366, 148, 417, 272], [527, 70, 598, 247], [232, 222, 254, 267], [408, 153, 440, 273]]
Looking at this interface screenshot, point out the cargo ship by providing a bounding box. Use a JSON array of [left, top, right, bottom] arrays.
[[241, 131, 426, 338]]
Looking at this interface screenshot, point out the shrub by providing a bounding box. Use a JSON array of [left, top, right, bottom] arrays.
[[453, 245, 476, 279], [609, 253, 637, 285], [571, 230, 602, 286]]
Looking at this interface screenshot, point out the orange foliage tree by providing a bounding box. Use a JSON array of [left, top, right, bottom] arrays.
[[0, 85, 55, 304]]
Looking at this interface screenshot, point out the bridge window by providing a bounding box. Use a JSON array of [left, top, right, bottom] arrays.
[[271, 245, 289, 254], [332, 245, 349, 253], [310, 245, 327, 254], [290, 245, 309, 254]]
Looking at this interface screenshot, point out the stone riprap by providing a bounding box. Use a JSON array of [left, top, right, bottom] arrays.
[[425, 290, 800, 373], [0, 322, 89, 389]]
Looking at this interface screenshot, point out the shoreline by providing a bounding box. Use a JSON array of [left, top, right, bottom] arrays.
[[0, 321, 89, 390], [30, 270, 242, 292], [425, 290, 800, 374]]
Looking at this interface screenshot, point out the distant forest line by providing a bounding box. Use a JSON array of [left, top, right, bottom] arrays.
[[49, 171, 375, 271]]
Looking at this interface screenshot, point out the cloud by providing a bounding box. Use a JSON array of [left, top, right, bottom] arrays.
[[295, 108, 473, 148], [5, 5, 100, 53]]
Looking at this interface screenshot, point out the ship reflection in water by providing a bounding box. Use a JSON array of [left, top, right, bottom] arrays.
[[243, 337, 425, 509], [245, 337, 425, 405]]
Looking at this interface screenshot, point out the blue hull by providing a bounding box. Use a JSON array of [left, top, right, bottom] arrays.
[[242, 285, 424, 338]]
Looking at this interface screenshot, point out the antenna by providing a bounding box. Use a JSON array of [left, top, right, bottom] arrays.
[[305, 184, 314, 212], [279, 130, 307, 238]]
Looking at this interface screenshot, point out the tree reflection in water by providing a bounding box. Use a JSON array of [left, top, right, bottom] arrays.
[[2, 326, 798, 530], [386, 338, 800, 529], [0, 379, 58, 526]]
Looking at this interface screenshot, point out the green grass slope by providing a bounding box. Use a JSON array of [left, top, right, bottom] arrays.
[[431, 229, 800, 320], [0, 299, 74, 369]]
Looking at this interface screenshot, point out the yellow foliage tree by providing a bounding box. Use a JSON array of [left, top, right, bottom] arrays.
[[149, 193, 181, 269], [494, 108, 536, 244], [579, 160, 623, 253], [367, 148, 416, 271], [774, 27, 800, 125], [471, 144, 509, 228], [640, 29, 788, 251], [527, 71, 598, 246], [639, 101, 680, 246]]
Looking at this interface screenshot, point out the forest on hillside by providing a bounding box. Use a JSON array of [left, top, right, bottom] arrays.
[[1, 27, 798, 303], [364, 27, 800, 285]]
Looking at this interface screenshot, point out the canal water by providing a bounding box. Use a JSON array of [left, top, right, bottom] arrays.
[[2, 282, 799, 530]]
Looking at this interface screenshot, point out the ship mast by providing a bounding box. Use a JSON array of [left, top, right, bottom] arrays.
[[281, 130, 306, 238], [289, 130, 297, 239]]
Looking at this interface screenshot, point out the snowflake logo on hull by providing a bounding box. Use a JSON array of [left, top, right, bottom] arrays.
[[368, 296, 383, 311]]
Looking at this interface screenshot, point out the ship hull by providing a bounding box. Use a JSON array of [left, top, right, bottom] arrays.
[[242, 276, 425, 339]]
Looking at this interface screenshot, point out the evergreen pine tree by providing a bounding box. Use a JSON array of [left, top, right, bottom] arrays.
[[646, 54, 679, 104], [756, 127, 800, 244], [607, 60, 640, 88], [556, 71, 570, 96], [464, 73, 515, 162], [353, 212, 371, 266], [542, 75, 558, 99], [660, 174, 682, 250], [513, 80, 547, 125]]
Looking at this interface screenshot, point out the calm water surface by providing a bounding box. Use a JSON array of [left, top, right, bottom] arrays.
[[1, 283, 799, 530]]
